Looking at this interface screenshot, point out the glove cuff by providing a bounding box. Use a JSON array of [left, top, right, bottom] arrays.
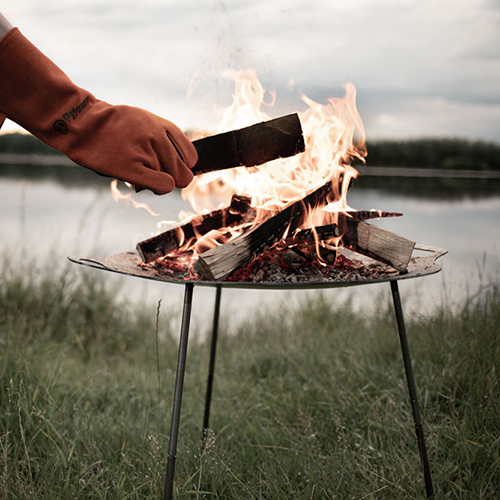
[[0, 28, 97, 148]]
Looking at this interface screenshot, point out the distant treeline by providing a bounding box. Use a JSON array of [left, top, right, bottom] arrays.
[[1, 132, 500, 170], [0, 133, 63, 156], [363, 138, 500, 170]]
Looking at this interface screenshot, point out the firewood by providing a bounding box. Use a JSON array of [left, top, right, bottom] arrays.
[[194, 181, 336, 280], [319, 245, 337, 263], [286, 217, 414, 271], [284, 211, 401, 245], [345, 210, 402, 221], [340, 218, 415, 272], [289, 224, 340, 242], [191, 114, 305, 175], [137, 195, 252, 263]]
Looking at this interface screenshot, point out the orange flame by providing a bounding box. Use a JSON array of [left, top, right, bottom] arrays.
[[110, 180, 160, 216], [179, 69, 366, 252], [110, 69, 366, 260]]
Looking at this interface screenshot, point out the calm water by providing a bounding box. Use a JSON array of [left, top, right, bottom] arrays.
[[1, 165, 499, 335]]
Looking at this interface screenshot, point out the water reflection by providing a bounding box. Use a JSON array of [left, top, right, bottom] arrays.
[[1, 164, 499, 335], [354, 174, 500, 201]]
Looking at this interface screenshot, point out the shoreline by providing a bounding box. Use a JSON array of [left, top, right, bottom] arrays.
[[1, 153, 500, 179], [359, 166, 500, 179]]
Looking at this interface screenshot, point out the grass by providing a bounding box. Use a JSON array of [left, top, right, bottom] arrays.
[[0, 260, 499, 499]]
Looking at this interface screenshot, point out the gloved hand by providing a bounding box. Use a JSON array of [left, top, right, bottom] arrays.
[[0, 28, 197, 194]]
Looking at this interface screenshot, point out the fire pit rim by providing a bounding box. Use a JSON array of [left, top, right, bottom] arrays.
[[68, 244, 447, 291]]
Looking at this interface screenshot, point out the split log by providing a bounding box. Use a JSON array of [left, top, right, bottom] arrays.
[[287, 216, 414, 272], [137, 195, 252, 263], [285, 210, 402, 245], [318, 245, 337, 263], [345, 210, 402, 221], [191, 114, 305, 175], [285, 211, 400, 267], [288, 224, 340, 242], [340, 218, 415, 272], [194, 181, 336, 280], [292, 241, 338, 264]]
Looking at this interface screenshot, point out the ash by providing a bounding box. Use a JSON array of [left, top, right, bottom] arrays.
[[150, 245, 401, 284]]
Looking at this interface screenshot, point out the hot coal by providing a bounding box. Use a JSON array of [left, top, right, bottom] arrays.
[[148, 243, 400, 284]]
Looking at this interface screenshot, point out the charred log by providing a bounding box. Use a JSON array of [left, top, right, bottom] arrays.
[[286, 217, 414, 272], [345, 210, 402, 221], [191, 114, 305, 175], [289, 224, 340, 242], [194, 181, 336, 280], [284, 210, 401, 245], [137, 195, 252, 263]]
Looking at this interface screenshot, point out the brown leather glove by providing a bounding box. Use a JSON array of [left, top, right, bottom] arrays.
[[0, 28, 197, 194]]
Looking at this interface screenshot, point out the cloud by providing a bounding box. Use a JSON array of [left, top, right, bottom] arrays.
[[1, 0, 499, 139], [361, 95, 500, 140]]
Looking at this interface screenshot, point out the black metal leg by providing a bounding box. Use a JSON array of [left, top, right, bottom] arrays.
[[202, 285, 222, 440], [390, 280, 434, 499], [164, 283, 194, 500]]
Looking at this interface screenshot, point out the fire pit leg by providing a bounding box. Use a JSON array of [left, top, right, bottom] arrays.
[[202, 284, 222, 440], [164, 283, 194, 500], [390, 280, 434, 499]]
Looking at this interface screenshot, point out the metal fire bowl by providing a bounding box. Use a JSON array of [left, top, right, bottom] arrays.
[[68, 244, 447, 290]]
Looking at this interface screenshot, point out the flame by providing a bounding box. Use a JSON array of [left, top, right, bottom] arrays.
[[110, 180, 161, 216], [179, 69, 366, 254], [110, 69, 367, 264]]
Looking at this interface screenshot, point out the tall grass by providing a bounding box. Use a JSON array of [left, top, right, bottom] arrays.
[[1, 261, 499, 498]]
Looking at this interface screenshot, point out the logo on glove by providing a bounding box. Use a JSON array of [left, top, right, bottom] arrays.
[[62, 95, 90, 123], [53, 120, 69, 134], [53, 95, 90, 134]]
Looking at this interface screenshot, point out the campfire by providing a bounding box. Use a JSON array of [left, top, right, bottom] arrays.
[[71, 71, 446, 500], [135, 70, 416, 284]]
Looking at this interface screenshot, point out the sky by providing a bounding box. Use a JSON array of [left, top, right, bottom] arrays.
[[1, 0, 499, 142]]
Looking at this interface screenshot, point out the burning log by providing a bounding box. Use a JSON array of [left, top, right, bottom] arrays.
[[288, 224, 340, 242], [194, 181, 336, 280], [289, 241, 338, 264], [345, 210, 402, 221], [287, 216, 414, 272], [285, 210, 402, 243], [191, 114, 305, 175], [137, 195, 253, 263]]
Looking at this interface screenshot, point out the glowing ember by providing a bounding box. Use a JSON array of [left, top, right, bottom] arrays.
[[151, 244, 399, 284]]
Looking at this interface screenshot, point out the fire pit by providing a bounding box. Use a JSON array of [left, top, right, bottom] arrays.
[[71, 72, 445, 498], [71, 243, 445, 500], [71, 244, 445, 289]]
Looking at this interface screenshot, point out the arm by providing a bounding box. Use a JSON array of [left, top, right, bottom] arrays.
[[0, 16, 197, 194]]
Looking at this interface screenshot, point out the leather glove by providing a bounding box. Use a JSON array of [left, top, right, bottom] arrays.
[[0, 28, 197, 194]]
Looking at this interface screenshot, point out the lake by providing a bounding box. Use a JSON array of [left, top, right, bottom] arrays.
[[1, 165, 499, 336]]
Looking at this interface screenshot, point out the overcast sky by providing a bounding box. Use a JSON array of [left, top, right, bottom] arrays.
[[2, 0, 499, 141]]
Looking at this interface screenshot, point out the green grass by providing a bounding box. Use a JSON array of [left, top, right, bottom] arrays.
[[1, 260, 499, 499]]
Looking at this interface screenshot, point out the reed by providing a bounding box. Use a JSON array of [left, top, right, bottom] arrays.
[[1, 260, 498, 498]]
